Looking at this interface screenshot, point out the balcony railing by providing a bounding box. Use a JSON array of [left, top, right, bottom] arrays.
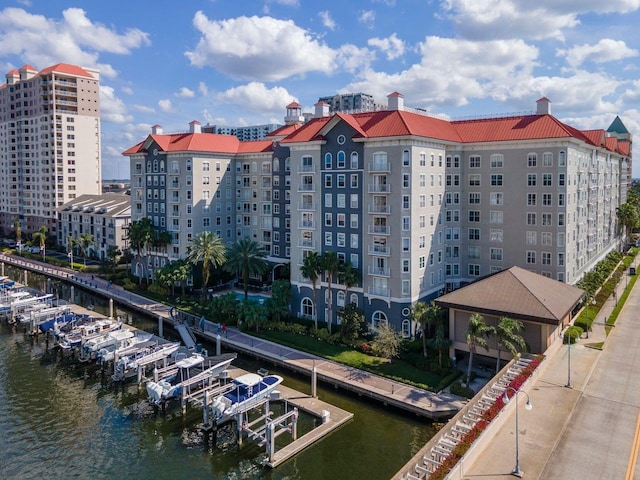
[[298, 240, 317, 248], [298, 164, 315, 173], [368, 184, 391, 194], [369, 162, 391, 172], [368, 286, 390, 297], [368, 266, 391, 277], [297, 202, 316, 211], [298, 221, 316, 229], [368, 204, 391, 214], [368, 225, 391, 235], [368, 245, 391, 256], [297, 184, 316, 192]]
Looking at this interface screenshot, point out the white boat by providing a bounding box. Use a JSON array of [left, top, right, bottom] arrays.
[[146, 352, 237, 406], [81, 329, 136, 360], [17, 305, 71, 326], [58, 319, 123, 350], [96, 333, 155, 364], [209, 372, 283, 421], [113, 342, 181, 380]]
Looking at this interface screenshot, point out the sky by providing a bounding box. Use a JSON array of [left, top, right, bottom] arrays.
[[1, 0, 639, 179]]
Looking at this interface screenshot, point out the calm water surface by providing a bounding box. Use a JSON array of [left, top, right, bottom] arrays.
[[0, 269, 437, 480]]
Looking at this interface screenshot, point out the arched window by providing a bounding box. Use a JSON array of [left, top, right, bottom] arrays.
[[159, 160, 165, 172], [402, 319, 411, 338], [350, 293, 358, 306], [337, 291, 345, 307], [559, 151, 566, 166], [402, 150, 410, 167], [273, 157, 280, 172], [153, 159, 158, 172], [372, 311, 388, 328], [301, 297, 314, 318], [337, 151, 346, 168], [325, 152, 332, 169], [285, 157, 291, 172], [146, 160, 152, 171], [350, 151, 359, 169], [186, 159, 192, 171]]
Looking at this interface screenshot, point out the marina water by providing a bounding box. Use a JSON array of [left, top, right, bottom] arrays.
[[0, 269, 437, 479]]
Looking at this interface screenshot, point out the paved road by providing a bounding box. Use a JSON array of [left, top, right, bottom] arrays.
[[463, 260, 640, 480]]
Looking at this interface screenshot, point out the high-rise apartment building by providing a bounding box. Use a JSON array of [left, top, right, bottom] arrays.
[[0, 63, 102, 237], [124, 93, 632, 338], [202, 123, 282, 142], [317, 92, 385, 113]]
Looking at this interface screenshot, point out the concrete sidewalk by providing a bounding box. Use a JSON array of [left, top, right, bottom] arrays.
[[462, 256, 640, 480]]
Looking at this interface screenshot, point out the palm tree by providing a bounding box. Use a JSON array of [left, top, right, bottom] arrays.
[[223, 238, 268, 301], [410, 301, 443, 359], [429, 321, 452, 368], [31, 226, 48, 262], [78, 232, 95, 267], [187, 231, 226, 298], [300, 252, 322, 329], [465, 313, 495, 386], [616, 202, 639, 243], [495, 316, 527, 372], [338, 262, 360, 303], [321, 252, 341, 334], [127, 218, 154, 284]]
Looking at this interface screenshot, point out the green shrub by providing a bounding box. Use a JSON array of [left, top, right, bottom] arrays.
[[449, 381, 475, 398], [564, 326, 583, 343], [122, 278, 136, 291]]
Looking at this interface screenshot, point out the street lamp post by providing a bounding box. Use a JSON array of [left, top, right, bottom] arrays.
[[68, 250, 73, 269], [584, 295, 595, 339], [503, 387, 533, 478], [565, 333, 572, 388]]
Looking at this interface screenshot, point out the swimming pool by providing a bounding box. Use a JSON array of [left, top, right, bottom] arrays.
[[235, 293, 268, 304]]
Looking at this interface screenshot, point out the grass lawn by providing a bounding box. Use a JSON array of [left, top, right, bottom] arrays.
[[254, 329, 448, 390]]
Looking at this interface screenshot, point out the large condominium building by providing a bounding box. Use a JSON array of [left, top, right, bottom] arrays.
[[317, 92, 385, 113], [202, 123, 282, 142], [124, 94, 632, 338], [0, 63, 102, 238]]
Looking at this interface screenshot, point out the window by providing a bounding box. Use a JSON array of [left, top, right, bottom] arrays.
[[337, 194, 345, 208], [469, 210, 480, 222], [337, 174, 346, 188], [419, 256, 425, 269], [490, 248, 503, 261], [542, 213, 552, 226], [403, 174, 410, 188], [351, 152, 359, 169], [526, 231, 537, 245], [402, 217, 410, 231], [337, 151, 346, 168], [543, 173, 552, 186], [469, 264, 480, 276], [528, 153, 537, 167], [543, 193, 552, 206], [325, 213, 332, 226], [337, 233, 345, 247], [419, 235, 426, 248], [527, 251, 536, 264], [351, 174, 358, 188], [542, 232, 552, 246], [558, 193, 565, 206], [490, 229, 503, 242], [542, 252, 552, 265], [337, 291, 345, 307], [558, 173, 565, 186], [402, 195, 410, 209], [420, 215, 426, 228], [420, 174, 426, 187], [325, 193, 332, 208], [558, 213, 565, 226], [528, 174, 536, 186], [469, 192, 481, 204], [420, 153, 426, 166], [350, 194, 358, 208], [469, 174, 480, 186], [350, 214, 358, 228], [558, 252, 565, 266], [468, 246, 480, 258], [543, 152, 553, 167], [301, 298, 314, 318], [491, 174, 503, 186], [528, 193, 537, 206], [490, 192, 503, 205], [402, 150, 410, 166], [325, 232, 332, 246], [469, 155, 481, 168], [468, 228, 480, 240], [351, 234, 358, 248], [419, 195, 426, 207], [490, 154, 503, 168], [337, 213, 346, 227], [559, 151, 566, 166], [527, 213, 536, 225], [402, 259, 410, 273], [490, 211, 503, 224], [325, 153, 332, 169], [325, 175, 332, 188], [402, 238, 410, 252]]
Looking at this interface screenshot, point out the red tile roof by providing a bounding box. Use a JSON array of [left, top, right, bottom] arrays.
[[38, 63, 95, 78], [286, 101, 302, 108], [581, 129, 606, 147], [618, 140, 631, 156], [123, 134, 273, 156], [19, 64, 37, 72], [267, 123, 303, 137]]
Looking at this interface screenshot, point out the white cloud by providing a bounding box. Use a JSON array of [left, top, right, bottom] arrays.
[[347, 36, 538, 108], [557, 39, 639, 68], [215, 82, 297, 114], [0, 8, 150, 77], [198, 82, 209, 96], [335, 44, 376, 73], [100, 85, 133, 123], [368, 33, 405, 60], [359, 10, 375, 28], [175, 87, 195, 98], [158, 99, 173, 112], [121, 86, 134, 95], [200, 110, 227, 125], [441, 0, 640, 41], [132, 104, 155, 113], [319, 10, 336, 30], [185, 13, 336, 81]]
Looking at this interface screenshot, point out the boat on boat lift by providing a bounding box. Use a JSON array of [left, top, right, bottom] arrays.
[[146, 352, 237, 406], [209, 372, 283, 422], [112, 342, 181, 381], [57, 318, 123, 350], [96, 333, 155, 364]]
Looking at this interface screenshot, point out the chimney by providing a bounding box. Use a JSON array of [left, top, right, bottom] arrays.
[[151, 124, 163, 135], [189, 120, 202, 134], [314, 101, 330, 118], [387, 92, 404, 111], [536, 97, 551, 115]]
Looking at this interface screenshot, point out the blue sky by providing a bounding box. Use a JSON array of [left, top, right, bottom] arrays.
[[1, 0, 639, 179]]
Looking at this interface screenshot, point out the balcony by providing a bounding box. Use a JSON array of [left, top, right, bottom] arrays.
[[297, 202, 316, 211], [298, 221, 317, 230], [368, 204, 391, 214], [368, 245, 390, 256], [368, 225, 391, 235], [368, 286, 390, 297], [297, 183, 316, 192], [368, 266, 391, 277], [369, 162, 391, 173], [368, 184, 391, 194], [298, 239, 317, 249], [297, 164, 315, 173]]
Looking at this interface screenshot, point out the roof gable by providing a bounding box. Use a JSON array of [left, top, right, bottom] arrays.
[[38, 63, 95, 78], [435, 266, 583, 324]]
